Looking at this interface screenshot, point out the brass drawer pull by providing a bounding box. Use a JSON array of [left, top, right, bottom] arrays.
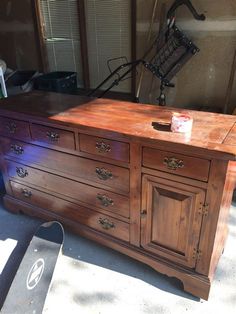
[[16, 167, 28, 178], [95, 167, 113, 180], [95, 141, 111, 153], [21, 188, 32, 198], [46, 131, 60, 142], [97, 194, 114, 207], [163, 157, 184, 170], [11, 144, 24, 155], [6, 122, 17, 134], [98, 217, 115, 230]]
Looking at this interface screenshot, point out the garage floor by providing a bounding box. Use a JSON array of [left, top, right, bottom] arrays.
[[0, 192, 235, 314]]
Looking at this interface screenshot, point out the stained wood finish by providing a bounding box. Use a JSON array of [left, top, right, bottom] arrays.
[[6, 160, 129, 217], [143, 147, 210, 182], [223, 123, 236, 146], [0, 91, 236, 300], [129, 142, 142, 246], [10, 181, 129, 242], [209, 164, 236, 277], [31, 123, 76, 150], [141, 174, 205, 268], [0, 91, 236, 157], [79, 134, 130, 162], [195, 159, 231, 276], [1, 138, 129, 194], [0, 117, 31, 141]]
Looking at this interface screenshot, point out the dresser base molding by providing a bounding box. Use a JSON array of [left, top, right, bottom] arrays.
[[3, 195, 211, 300]]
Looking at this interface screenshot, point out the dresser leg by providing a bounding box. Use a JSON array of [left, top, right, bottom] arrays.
[[182, 277, 211, 300]]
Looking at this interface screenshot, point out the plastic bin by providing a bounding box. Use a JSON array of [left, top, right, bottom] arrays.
[[6, 70, 38, 96], [35, 71, 77, 94]]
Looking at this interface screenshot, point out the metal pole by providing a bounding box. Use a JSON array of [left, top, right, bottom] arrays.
[[135, 0, 160, 102]]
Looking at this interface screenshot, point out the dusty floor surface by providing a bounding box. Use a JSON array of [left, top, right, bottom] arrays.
[[0, 194, 235, 314]]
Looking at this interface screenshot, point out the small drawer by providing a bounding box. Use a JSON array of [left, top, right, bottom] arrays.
[[7, 160, 130, 218], [143, 147, 210, 182], [0, 116, 30, 141], [10, 181, 130, 242], [79, 134, 129, 162], [31, 123, 75, 150]]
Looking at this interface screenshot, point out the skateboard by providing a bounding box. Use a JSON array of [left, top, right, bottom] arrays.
[[1, 221, 64, 314]]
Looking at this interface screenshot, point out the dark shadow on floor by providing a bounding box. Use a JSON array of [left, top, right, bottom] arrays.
[[62, 232, 199, 302], [0, 197, 42, 308]]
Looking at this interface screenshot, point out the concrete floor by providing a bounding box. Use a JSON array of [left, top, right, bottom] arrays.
[[0, 192, 235, 314]]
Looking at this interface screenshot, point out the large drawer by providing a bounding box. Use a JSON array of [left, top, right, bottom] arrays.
[[10, 181, 130, 242], [2, 138, 129, 194], [79, 134, 129, 162], [143, 147, 210, 182], [31, 123, 75, 150], [7, 160, 130, 218], [0, 116, 30, 141]]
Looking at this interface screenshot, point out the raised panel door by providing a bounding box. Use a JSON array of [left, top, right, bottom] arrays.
[[141, 174, 205, 268]]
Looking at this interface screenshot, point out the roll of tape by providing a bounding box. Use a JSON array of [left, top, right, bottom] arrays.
[[171, 113, 193, 133]]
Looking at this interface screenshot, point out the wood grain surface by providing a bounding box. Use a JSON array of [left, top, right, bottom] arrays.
[[0, 91, 235, 158]]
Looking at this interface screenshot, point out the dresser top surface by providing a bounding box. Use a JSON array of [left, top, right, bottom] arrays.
[[0, 91, 236, 158]]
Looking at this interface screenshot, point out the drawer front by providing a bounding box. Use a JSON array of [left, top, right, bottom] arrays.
[[0, 117, 30, 141], [10, 181, 129, 242], [2, 138, 129, 194], [31, 123, 75, 150], [7, 161, 129, 218], [80, 134, 129, 162], [143, 147, 210, 182]]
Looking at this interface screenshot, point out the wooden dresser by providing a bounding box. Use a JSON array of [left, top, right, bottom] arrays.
[[0, 91, 236, 300]]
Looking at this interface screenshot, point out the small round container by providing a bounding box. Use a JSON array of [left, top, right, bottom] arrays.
[[171, 112, 193, 133]]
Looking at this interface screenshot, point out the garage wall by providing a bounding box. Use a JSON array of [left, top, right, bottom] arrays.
[[136, 0, 236, 113], [0, 0, 40, 70], [0, 0, 236, 113]]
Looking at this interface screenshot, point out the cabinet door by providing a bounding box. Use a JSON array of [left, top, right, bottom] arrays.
[[141, 174, 205, 268]]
